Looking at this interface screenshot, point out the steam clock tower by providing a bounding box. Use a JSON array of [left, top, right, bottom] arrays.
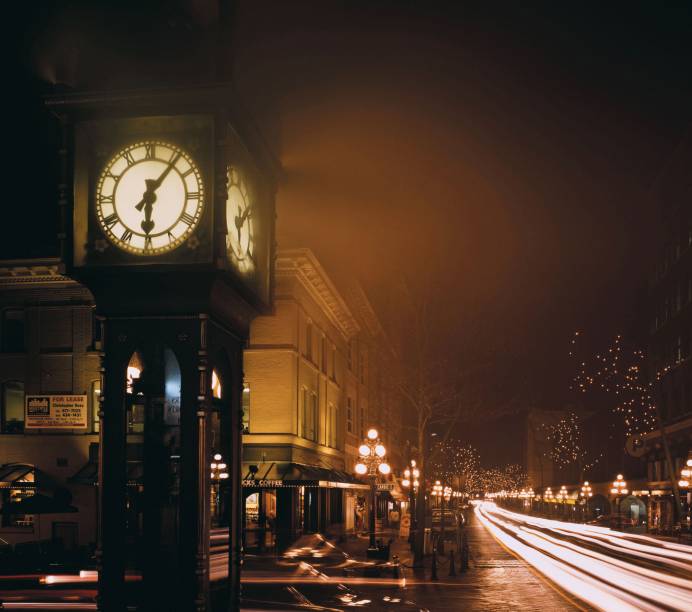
[[46, 86, 277, 610]]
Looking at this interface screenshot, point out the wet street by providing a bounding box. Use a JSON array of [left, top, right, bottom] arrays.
[[3, 509, 692, 610], [475, 502, 692, 611], [355, 513, 584, 611]]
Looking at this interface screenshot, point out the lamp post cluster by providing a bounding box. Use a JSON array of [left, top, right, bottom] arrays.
[[610, 474, 628, 530], [580, 480, 593, 521], [355, 428, 390, 550], [210, 453, 229, 524], [402, 460, 420, 544]]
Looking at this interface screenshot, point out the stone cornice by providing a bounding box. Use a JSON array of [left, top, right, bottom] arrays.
[[0, 258, 76, 288], [342, 280, 385, 340], [276, 248, 359, 339]]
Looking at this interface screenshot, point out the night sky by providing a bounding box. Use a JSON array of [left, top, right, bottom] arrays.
[[6, 1, 692, 465]]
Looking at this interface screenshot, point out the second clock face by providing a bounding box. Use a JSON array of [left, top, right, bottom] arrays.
[[226, 166, 255, 274], [96, 141, 204, 255]]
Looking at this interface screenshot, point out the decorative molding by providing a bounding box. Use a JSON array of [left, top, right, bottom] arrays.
[[276, 248, 360, 339], [0, 258, 74, 288], [341, 280, 385, 340]]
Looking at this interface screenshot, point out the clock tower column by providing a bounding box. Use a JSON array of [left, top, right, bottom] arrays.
[[47, 86, 277, 611]]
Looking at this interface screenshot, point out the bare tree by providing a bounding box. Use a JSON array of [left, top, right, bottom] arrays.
[[383, 275, 523, 563], [571, 333, 683, 525]]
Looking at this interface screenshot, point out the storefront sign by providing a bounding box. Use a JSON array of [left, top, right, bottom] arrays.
[[243, 479, 284, 488], [376, 483, 394, 491], [25, 395, 88, 429]]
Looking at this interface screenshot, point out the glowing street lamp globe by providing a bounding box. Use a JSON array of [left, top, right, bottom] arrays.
[[375, 444, 386, 458], [367, 428, 379, 440], [378, 462, 391, 475], [355, 463, 368, 475], [359, 444, 371, 457]]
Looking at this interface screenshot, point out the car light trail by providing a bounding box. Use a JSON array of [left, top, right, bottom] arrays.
[[476, 502, 692, 612]]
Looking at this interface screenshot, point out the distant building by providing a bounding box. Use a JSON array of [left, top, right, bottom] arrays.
[[0, 259, 99, 551], [639, 137, 692, 533]]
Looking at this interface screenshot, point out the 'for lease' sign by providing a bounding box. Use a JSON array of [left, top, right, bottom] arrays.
[[25, 395, 88, 429]]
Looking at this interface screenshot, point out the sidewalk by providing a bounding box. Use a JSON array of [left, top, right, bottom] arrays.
[[329, 515, 585, 611]]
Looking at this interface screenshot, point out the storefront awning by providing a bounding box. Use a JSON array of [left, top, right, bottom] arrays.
[[69, 461, 143, 487], [242, 462, 369, 490], [0, 463, 55, 490]]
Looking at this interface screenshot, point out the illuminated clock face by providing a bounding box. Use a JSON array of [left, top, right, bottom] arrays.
[[226, 166, 255, 273], [95, 141, 204, 255]]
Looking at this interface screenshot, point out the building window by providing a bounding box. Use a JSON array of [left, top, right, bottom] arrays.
[[2, 381, 25, 434], [40, 308, 72, 352], [91, 380, 101, 433], [329, 402, 337, 448], [331, 345, 337, 381], [242, 384, 250, 433], [301, 388, 318, 442], [311, 392, 318, 442], [359, 404, 365, 439], [347, 340, 354, 371], [1, 310, 25, 353], [301, 388, 317, 442], [346, 397, 353, 434], [359, 352, 366, 384], [306, 322, 313, 361], [321, 336, 327, 373]]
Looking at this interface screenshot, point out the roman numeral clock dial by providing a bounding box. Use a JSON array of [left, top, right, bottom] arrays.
[[95, 141, 204, 255]]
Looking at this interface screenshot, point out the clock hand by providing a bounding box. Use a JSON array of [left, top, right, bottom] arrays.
[[134, 152, 182, 212], [151, 151, 181, 189], [139, 179, 158, 235], [134, 153, 183, 235], [235, 206, 250, 244]]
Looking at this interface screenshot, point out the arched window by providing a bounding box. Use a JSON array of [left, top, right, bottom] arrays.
[[211, 369, 222, 399], [126, 351, 144, 433], [2, 381, 25, 433], [126, 351, 143, 395]]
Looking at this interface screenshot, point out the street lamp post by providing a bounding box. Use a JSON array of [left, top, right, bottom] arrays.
[[556, 485, 568, 520], [210, 453, 229, 526], [431, 481, 443, 553], [580, 481, 593, 522], [402, 460, 420, 545], [610, 474, 628, 530], [355, 428, 390, 552], [544, 487, 553, 517]]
